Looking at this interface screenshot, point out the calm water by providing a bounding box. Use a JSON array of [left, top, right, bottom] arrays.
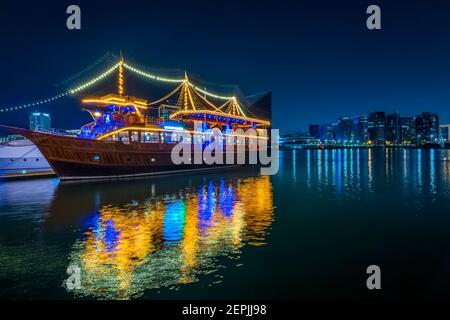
[[1, 149, 450, 299]]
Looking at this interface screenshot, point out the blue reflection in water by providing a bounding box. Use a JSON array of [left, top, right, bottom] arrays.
[[317, 149, 322, 184], [417, 149, 423, 191], [430, 150, 436, 194], [337, 150, 342, 193], [104, 218, 119, 254], [219, 180, 235, 218], [306, 150, 311, 188], [292, 150, 297, 183], [83, 212, 120, 255], [198, 182, 217, 231], [90, 213, 104, 243], [163, 198, 186, 244]]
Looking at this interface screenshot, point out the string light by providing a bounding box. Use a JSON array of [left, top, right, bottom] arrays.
[[118, 60, 124, 96], [123, 63, 183, 83], [193, 86, 233, 100], [0, 63, 119, 113], [0, 92, 69, 113], [169, 109, 270, 126], [68, 63, 120, 94], [0, 57, 242, 115], [124, 62, 233, 100]]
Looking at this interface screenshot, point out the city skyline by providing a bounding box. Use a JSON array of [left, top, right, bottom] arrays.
[[300, 109, 446, 147], [2, 0, 450, 131], [303, 109, 449, 133]]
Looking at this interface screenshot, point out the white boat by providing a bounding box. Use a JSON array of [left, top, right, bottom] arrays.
[[0, 137, 54, 178]]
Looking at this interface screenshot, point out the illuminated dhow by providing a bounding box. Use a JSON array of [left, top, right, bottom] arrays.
[[0, 58, 271, 180]]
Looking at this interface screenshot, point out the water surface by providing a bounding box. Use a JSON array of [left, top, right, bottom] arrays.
[[1, 149, 450, 299]]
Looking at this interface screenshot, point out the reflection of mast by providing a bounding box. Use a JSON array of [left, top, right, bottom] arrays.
[[180, 195, 200, 283]]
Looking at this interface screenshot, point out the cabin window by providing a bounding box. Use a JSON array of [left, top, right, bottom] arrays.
[[151, 158, 156, 162], [144, 132, 159, 143], [92, 154, 100, 161]]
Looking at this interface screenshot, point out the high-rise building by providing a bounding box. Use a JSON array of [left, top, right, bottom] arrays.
[[401, 117, 415, 144], [29, 112, 51, 131], [336, 117, 353, 143], [368, 112, 386, 145], [386, 112, 401, 145], [331, 122, 338, 141], [415, 112, 439, 144], [319, 124, 332, 142], [353, 116, 368, 144], [440, 124, 450, 141], [308, 124, 320, 139]]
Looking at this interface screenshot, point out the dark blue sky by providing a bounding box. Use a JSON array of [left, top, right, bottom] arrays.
[[1, 0, 450, 131]]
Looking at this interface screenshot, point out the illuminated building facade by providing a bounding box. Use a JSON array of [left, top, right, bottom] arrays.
[[401, 117, 415, 144], [336, 117, 354, 143], [368, 112, 386, 145], [29, 112, 51, 131], [353, 116, 368, 144], [308, 124, 320, 139], [319, 124, 332, 141], [440, 124, 450, 141], [415, 112, 439, 144], [386, 112, 402, 145]]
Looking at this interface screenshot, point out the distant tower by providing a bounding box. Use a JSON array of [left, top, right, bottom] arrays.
[[29, 112, 51, 131]]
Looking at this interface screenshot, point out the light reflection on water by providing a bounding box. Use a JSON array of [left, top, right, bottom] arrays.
[[66, 176, 273, 299], [3, 149, 450, 299], [288, 148, 450, 204]]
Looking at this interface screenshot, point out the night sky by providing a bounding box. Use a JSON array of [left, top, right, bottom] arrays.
[[1, 0, 450, 131]]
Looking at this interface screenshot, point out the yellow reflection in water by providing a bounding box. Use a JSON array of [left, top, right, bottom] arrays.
[[67, 176, 273, 299]]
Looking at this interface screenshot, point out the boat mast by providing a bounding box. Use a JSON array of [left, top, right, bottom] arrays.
[[118, 52, 125, 96]]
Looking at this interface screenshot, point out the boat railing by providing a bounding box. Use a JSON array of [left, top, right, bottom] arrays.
[[35, 128, 80, 137]]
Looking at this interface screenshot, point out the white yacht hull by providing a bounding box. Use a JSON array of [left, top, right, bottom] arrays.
[[0, 139, 53, 178]]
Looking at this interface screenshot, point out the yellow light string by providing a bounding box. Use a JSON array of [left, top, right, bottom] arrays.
[[189, 83, 222, 111], [147, 82, 184, 106], [169, 109, 270, 126], [0, 92, 69, 113], [0, 58, 247, 116], [217, 99, 231, 111], [193, 86, 234, 100], [124, 62, 233, 101], [69, 63, 120, 94], [187, 85, 197, 111], [96, 125, 269, 141], [123, 63, 183, 83], [235, 99, 250, 117], [0, 62, 119, 113], [118, 60, 124, 96], [183, 83, 189, 110]]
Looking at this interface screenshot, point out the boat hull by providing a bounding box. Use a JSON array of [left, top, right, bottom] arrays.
[[0, 126, 247, 180]]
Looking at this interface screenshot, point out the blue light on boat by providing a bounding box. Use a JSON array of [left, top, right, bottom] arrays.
[[163, 125, 184, 131]]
